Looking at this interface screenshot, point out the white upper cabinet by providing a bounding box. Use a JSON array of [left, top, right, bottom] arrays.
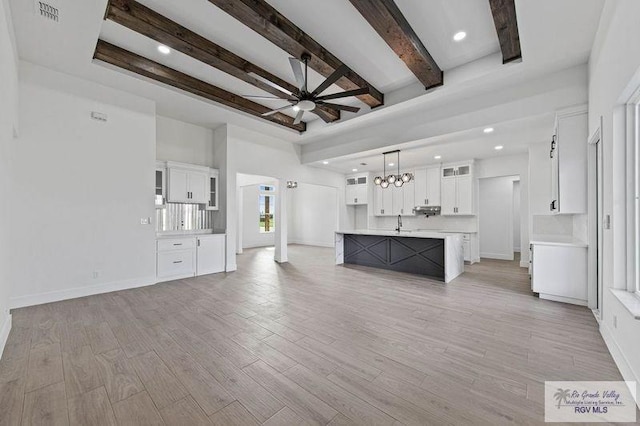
[[402, 180, 415, 215], [441, 162, 475, 215], [373, 184, 392, 216], [155, 161, 167, 208], [165, 161, 217, 204], [550, 106, 588, 214], [414, 167, 441, 206], [392, 186, 403, 216], [345, 175, 368, 205]]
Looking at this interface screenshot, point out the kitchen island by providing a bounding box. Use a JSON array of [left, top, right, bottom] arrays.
[[335, 230, 464, 283]]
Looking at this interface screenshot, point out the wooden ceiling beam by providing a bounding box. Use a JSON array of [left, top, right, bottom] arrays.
[[207, 0, 384, 108], [347, 0, 442, 90], [488, 0, 522, 63], [105, 0, 339, 122], [93, 40, 306, 132]]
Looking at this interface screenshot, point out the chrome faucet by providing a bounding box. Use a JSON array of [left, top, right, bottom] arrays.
[[395, 215, 403, 232]]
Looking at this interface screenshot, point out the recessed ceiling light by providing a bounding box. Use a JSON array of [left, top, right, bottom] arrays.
[[453, 31, 467, 42], [388, 162, 394, 166], [157, 45, 171, 55], [434, 155, 442, 160], [322, 161, 329, 165], [352, 168, 358, 172], [483, 127, 494, 133], [494, 145, 504, 150]]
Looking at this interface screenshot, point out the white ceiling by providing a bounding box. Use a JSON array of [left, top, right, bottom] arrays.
[[315, 114, 553, 174], [8, 0, 604, 145]]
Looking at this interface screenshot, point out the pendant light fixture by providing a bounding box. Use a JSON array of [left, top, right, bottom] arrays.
[[374, 150, 412, 189]]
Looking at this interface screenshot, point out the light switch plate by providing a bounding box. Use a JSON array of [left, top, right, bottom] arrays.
[[140, 217, 151, 225]]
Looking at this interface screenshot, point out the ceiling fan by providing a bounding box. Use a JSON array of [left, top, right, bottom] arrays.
[[244, 54, 369, 124]]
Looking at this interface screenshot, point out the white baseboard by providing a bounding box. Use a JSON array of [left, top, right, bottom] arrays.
[[0, 312, 11, 360], [226, 263, 237, 272], [539, 293, 588, 306], [9, 276, 157, 309], [600, 322, 640, 409], [480, 252, 514, 261], [520, 260, 529, 268]]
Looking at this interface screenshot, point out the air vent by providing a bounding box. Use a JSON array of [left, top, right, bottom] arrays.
[[34, 0, 59, 22]]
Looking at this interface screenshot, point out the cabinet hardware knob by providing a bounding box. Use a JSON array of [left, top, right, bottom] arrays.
[[173, 243, 182, 246], [173, 261, 183, 264]]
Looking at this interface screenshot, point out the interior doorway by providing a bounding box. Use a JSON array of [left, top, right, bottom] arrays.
[[236, 173, 279, 254], [479, 175, 521, 260]]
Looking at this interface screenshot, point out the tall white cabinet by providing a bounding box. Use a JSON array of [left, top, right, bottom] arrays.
[[549, 106, 588, 214], [441, 162, 474, 215]]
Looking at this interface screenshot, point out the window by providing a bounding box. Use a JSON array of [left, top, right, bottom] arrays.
[[259, 185, 275, 233]]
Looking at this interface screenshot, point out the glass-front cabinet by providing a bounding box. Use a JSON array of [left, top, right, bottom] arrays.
[[207, 170, 219, 211], [155, 163, 166, 208]]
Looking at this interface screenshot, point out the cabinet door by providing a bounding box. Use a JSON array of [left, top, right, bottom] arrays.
[[346, 184, 357, 205], [168, 168, 189, 203], [442, 167, 456, 179], [196, 236, 225, 275], [413, 168, 428, 205], [155, 169, 166, 206], [207, 175, 218, 210], [373, 185, 383, 215], [402, 181, 415, 215], [355, 184, 368, 205], [392, 187, 403, 216], [382, 189, 392, 216], [189, 171, 209, 204], [550, 136, 559, 212], [441, 178, 457, 215], [456, 175, 473, 215], [425, 167, 441, 206]]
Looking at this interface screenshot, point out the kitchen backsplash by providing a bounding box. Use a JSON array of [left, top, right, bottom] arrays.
[[532, 214, 573, 236], [156, 203, 215, 232]]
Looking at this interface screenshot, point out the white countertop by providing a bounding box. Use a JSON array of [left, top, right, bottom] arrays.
[[530, 234, 588, 248], [336, 229, 461, 239], [157, 231, 225, 240]]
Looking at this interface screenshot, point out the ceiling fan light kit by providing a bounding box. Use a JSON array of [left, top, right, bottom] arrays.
[[374, 150, 413, 189], [251, 54, 368, 125]]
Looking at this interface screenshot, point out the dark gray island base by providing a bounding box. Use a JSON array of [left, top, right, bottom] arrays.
[[335, 230, 464, 283]]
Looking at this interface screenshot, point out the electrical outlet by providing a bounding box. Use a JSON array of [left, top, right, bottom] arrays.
[[613, 315, 617, 329]]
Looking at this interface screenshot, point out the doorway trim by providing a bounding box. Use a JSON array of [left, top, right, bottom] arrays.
[[587, 117, 604, 317]]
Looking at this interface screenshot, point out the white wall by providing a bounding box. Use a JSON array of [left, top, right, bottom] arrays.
[[513, 181, 521, 251], [0, 0, 18, 353], [289, 183, 338, 247], [241, 184, 275, 249], [588, 0, 640, 388], [156, 115, 216, 168], [215, 125, 347, 270], [9, 62, 157, 307], [479, 176, 518, 260]]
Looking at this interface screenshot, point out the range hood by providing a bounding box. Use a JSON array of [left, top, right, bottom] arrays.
[[413, 206, 441, 216]]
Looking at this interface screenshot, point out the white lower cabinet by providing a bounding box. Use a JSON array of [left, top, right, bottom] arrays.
[[157, 235, 225, 282], [531, 243, 587, 305], [196, 235, 226, 275], [157, 249, 195, 280]]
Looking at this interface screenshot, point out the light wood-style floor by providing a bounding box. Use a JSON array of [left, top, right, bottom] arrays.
[[0, 246, 625, 425]]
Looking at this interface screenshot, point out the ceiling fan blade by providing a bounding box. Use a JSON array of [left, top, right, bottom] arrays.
[[312, 64, 349, 96], [315, 87, 370, 101], [262, 104, 295, 117], [242, 95, 296, 101], [293, 110, 305, 125], [289, 57, 306, 92], [312, 107, 335, 123], [316, 101, 360, 113]]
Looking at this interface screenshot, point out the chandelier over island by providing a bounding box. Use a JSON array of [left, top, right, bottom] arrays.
[[374, 150, 413, 188]]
